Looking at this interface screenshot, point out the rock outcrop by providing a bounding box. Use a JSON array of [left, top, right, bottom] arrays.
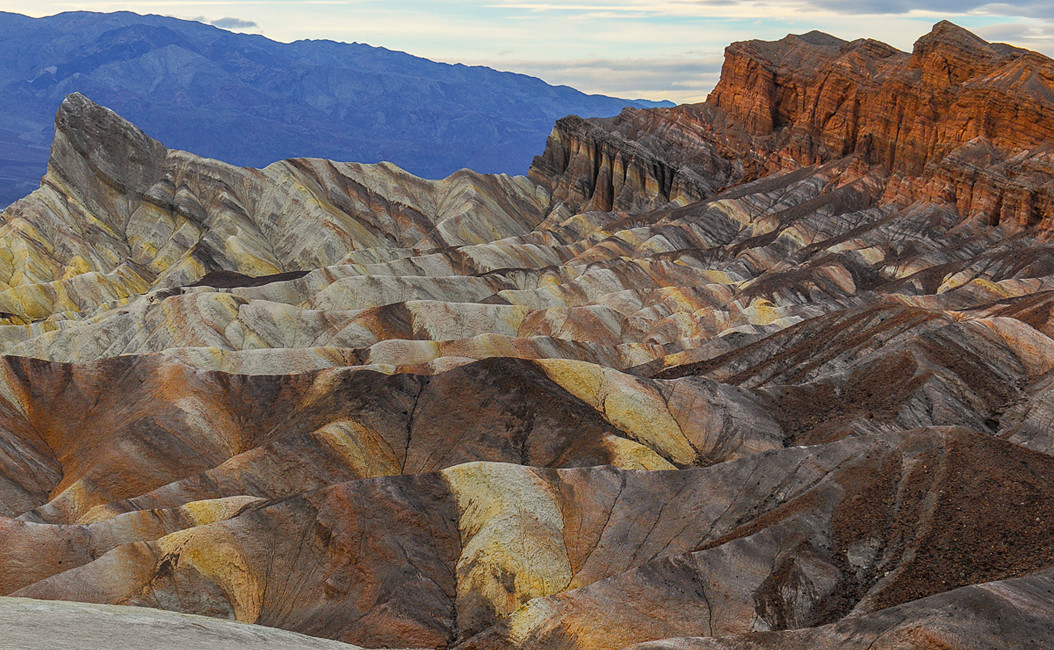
[[0, 19, 1053, 650], [708, 22, 1054, 169], [0, 92, 548, 323], [534, 21, 1054, 231]]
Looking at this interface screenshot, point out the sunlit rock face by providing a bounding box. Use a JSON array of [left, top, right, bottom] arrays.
[[1, 20, 1054, 650]]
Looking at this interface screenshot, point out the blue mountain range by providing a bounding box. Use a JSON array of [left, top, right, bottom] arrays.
[[0, 10, 671, 207]]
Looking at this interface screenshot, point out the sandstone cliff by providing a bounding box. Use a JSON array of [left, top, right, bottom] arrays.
[[708, 21, 1054, 170], [533, 21, 1054, 231]]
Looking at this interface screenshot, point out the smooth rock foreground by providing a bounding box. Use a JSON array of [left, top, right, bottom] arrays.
[[0, 597, 362, 649], [1, 20, 1054, 649]]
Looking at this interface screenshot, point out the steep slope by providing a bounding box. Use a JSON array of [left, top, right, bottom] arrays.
[[0, 10, 670, 208], [0, 92, 549, 323], [0, 20, 1054, 650], [628, 569, 1054, 649], [535, 21, 1054, 230]]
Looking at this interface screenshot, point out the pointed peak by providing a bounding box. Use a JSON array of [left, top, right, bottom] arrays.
[[914, 21, 994, 57], [56, 92, 149, 145], [930, 20, 981, 38], [57, 92, 143, 134], [908, 21, 1025, 85], [50, 92, 167, 196], [791, 30, 846, 48]]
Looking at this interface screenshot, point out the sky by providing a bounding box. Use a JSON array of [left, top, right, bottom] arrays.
[[4, 1, 1054, 103]]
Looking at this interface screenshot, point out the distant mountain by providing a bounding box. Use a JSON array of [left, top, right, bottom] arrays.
[[0, 10, 672, 208]]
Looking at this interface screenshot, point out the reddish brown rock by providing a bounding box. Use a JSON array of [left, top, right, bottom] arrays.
[[534, 22, 1054, 231], [2, 18, 1054, 650], [14, 427, 1043, 648]]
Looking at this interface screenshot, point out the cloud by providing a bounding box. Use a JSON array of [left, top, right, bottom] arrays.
[[974, 21, 1054, 49], [192, 16, 258, 30], [805, 0, 984, 12], [804, 0, 1054, 19], [478, 55, 724, 102], [24, 0, 1054, 102], [488, 1, 818, 19], [211, 17, 257, 29], [491, 0, 1054, 19]]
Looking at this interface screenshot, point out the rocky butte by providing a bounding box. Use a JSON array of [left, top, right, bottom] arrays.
[[0, 19, 1052, 650]]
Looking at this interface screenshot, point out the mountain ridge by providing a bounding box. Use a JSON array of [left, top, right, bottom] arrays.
[[0, 10, 670, 209], [534, 21, 1054, 231]]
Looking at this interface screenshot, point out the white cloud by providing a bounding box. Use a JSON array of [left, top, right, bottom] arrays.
[[209, 17, 258, 29], [974, 20, 1054, 51], [7, 1, 1054, 104], [473, 55, 723, 102], [190, 15, 259, 30]]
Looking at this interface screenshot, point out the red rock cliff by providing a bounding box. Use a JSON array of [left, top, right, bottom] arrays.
[[709, 21, 1054, 174], [532, 21, 1054, 231]]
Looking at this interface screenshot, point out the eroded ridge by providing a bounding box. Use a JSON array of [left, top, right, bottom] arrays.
[[1, 20, 1053, 650]]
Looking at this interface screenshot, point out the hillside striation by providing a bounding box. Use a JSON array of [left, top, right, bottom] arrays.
[[0, 21, 1053, 649]]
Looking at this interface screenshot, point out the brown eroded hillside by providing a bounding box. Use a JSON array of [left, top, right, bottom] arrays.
[[0, 20, 1053, 650]]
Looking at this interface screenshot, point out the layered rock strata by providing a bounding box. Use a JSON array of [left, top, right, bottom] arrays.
[[536, 21, 1054, 231], [0, 20, 1052, 650]]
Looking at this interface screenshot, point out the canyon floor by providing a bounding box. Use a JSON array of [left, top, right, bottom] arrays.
[[0, 20, 1052, 649]]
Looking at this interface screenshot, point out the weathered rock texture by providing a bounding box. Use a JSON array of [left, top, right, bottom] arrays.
[[536, 21, 1054, 231], [626, 569, 1054, 649], [0, 20, 1053, 650]]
